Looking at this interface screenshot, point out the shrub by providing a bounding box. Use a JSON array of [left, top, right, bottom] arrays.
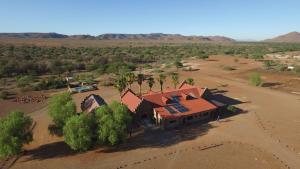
[[63, 114, 93, 151], [263, 60, 274, 69], [0, 90, 8, 100], [185, 78, 195, 85], [16, 75, 33, 88], [275, 64, 286, 72], [250, 72, 262, 86], [227, 105, 237, 113], [223, 66, 236, 71], [34, 76, 67, 91], [295, 66, 300, 75], [174, 60, 183, 70], [0, 111, 33, 158]]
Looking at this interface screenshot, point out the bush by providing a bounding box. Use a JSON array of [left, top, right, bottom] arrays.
[[16, 75, 33, 88], [48, 92, 76, 135], [95, 101, 132, 146], [0, 111, 33, 158], [227, 105, 237, 113], [263, 60, 274, 69], [0, 90, 9, 100], [34, 76, 67, 91], [222, 66, 236, 71], [63, 114, 93, 151], [174, 60, 183, 69], [295, 66, 300, 75], [250, 72, 262, 86], [275, 64, 286, 72]]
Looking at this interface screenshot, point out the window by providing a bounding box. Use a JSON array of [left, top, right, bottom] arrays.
[[204, 112, 209, 116], [187, 116, 193, 120]]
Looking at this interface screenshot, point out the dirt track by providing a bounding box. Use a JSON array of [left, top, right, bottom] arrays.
[[9, 56, 300, 169]]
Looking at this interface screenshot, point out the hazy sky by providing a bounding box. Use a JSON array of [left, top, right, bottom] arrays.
[[0, 0, 299, 40]]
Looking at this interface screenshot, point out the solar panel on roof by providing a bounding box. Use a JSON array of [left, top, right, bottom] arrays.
[[173, 103, 188, 113], [164, 106, 177, 114], [172, 96, 180, 102]]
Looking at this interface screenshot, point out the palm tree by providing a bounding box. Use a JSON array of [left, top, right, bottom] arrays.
[[157, 73, 166, 93], [186, 78, 195, 85], [114, 76, 127, 96], [171, 73, 179, 89], [125, 72, 135, 89], [137, 73, 144, 96], [147, 77, 155, 91]]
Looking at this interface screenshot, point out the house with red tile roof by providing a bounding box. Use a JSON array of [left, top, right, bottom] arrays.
[[121, 81, 222, 128]]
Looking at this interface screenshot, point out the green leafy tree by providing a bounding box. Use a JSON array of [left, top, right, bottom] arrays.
[[185, 78, 195, 85], [114, 75, 127, 96], [171, 73, 179, 88], [250, 72, 262, 86], [125, 72, 135, 89], [147, 77, 155, 91], [137, 73, 144, 95], [95, 101, 132, 146], [63, 114, 93, 151], [48, 92, 76, 135], [0, 111, 33, 158], [157, 73, 166, 92]]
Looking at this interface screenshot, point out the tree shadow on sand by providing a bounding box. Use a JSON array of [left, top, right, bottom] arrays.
[[22, 141, 76, 162]]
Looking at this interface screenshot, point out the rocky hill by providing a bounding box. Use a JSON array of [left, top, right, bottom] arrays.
[[0, 32, 235, 42], [264, 32, 300, 43]]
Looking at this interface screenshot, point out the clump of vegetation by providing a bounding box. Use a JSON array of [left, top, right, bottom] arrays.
[[294, 65, 300, 76], [174, 60, 183, 70], [0, 90, 9, 100], [185, 78, 195, 85], [16, 75, 33, 90], [171, 73, 179, 88], [157, 73, 166, 92], [95, 101, 132, 146], [0, 111, 33, 158], [63, 114, 93, 151], [1, 43, 300, 78], [34, 76, 67, 91], [249, 72, 262, 86], [48, 92, 77, 136], [274, 64, 286, 72], [227, 105, 237, 113], [263, 60, 275, 69], [222, 65, 236, 71]]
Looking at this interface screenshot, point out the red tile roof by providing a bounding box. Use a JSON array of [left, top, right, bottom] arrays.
[[121, 89, 142, 112], [154, 97, 216, 119], [142, 87, 206, 106]]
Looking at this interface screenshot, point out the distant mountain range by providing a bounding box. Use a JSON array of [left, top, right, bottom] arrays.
[[264, 32, 300, 43], [0, 33, 235, 42], [0, 32, 300, 43]]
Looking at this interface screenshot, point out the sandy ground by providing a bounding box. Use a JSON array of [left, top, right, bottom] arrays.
[[5, 56, 300, 169]]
